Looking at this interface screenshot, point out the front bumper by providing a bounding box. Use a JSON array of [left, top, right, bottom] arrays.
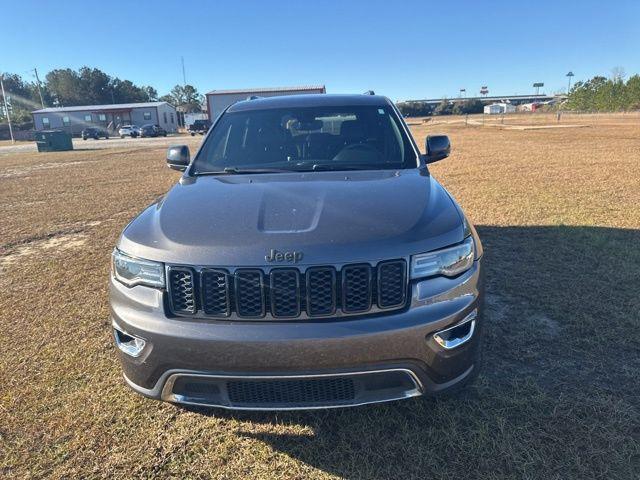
[[110, 259, 484, 410]]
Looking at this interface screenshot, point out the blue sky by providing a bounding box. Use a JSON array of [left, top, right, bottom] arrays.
[[2, 0, 638, 101]]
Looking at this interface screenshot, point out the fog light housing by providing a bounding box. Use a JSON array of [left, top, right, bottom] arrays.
[[433, 310, 477, 350], [113, 327, 146, 357]]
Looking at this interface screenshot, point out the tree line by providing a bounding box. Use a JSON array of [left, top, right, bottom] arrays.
[[396, 99, 485, 117], [0, 66, 204, 123], [565, 73, 640, 111], [397, 72, 640, 117]]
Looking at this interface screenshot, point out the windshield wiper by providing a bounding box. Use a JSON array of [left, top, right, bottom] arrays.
[[197, 167, 292, 175], [196, 165, 397, 175], [305, 164, 389, 171], [224, 167, 293, 174]]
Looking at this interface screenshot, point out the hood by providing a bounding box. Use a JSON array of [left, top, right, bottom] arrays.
[[119, 170, 465, 266]]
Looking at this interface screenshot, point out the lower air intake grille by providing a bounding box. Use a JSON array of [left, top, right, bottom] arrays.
[[227, 378, 356, 406]]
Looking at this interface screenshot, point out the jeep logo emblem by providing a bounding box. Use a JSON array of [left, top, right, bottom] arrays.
[[265, 249, 303, 263]]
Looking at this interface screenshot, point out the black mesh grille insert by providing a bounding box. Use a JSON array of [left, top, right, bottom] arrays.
[[342, 264, 372, 312], [166, 260, 407, 319], [234, 270, 265, 317], [270, 269, 300, 317], [227, 377, 355, 406], [377, 260, 407, 308], [168, 268, 196, 314], [201, 269, 231, 316], [306, 267, 336, 316]]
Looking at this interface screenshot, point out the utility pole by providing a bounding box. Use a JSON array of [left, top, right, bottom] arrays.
[[102, 86, 116, 104], [181, 56, 186, 86], [33, 68, 45, 108], [0, 74, 15, 144]]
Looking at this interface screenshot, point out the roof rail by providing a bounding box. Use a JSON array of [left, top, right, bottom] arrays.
[[363, 90, 375, 95], [246, 95, 261, 100]]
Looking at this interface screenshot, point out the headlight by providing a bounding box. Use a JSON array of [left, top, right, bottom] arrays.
[[111, 249, 165, 288], [410, 237, 475, 279]]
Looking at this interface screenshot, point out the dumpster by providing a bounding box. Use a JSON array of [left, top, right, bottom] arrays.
[[35, 130, 73, 152]]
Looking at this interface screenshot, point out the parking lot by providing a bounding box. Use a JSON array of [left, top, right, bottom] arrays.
[[0, 134, 198, 156], [1, 116, 638, 478]]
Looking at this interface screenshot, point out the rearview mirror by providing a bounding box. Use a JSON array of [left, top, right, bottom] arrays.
[[424, 135, 451, 164], [166, 145, 190, 171]]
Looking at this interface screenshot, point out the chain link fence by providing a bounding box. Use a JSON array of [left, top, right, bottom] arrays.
[[407, 110, 640, 129]]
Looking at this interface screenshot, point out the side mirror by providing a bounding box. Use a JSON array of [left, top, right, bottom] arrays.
[[166, 145, 190, 171], [424, 135, 451, 164]]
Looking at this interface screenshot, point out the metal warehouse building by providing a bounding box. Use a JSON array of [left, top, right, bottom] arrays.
[[483, 102, 516, 115], [206, 85, 326, 121], [31, 101, 178, 135]]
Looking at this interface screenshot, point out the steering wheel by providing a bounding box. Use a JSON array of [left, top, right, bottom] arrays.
[[342, 143, 378, 153], [333, 142, 379, 161]]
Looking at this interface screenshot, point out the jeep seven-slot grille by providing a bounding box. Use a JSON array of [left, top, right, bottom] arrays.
[[167, 260, 407, 319]]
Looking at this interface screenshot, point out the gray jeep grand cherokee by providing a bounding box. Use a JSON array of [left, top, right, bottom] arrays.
[[110, 93, 484, 410]]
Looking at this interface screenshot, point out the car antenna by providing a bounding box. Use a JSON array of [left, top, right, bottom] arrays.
[[363, 90, 375, 95]]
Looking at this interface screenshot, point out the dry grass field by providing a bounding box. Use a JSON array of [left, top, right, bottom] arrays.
[[1, 116, 639, 479]]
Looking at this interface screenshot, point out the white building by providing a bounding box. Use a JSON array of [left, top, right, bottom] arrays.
[[484, 102, 516, 114], [206, 85, 326, 121], [32, 102, 177, 134]]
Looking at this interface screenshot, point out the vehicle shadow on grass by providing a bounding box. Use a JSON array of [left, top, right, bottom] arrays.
[[187, 225, 640, 479]]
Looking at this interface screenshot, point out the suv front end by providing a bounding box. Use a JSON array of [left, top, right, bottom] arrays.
[[109, 94, 484, 410]]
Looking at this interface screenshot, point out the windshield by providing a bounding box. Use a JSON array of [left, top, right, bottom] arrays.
[[192, 105, 417, 174]]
